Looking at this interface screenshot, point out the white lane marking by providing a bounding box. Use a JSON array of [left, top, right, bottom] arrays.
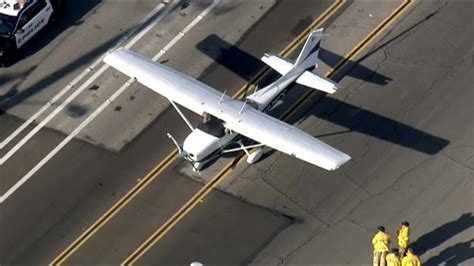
[[0, 1, 171, 150], [0, 80, 133, 204], [0, 0, 220, 204], [0, 64, 108, 165], [0, 1, 179, 164], [152, 0, 217, 61]]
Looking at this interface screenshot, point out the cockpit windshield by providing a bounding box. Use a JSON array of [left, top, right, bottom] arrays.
[[197, 113, 226, 138], [0, 13, 16, 35]]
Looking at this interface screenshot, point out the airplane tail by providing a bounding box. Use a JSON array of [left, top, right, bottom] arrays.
[[294, 28, 323, 71], [260, 28, 339, 94]]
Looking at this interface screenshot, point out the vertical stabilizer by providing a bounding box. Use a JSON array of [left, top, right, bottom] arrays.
[[257, 28, 339, 94], [294, 28, 324, 71]]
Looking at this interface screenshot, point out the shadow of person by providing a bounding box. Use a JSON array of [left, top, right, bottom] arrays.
[[424, 238, 474, 266], [412, 213, 474, 256]]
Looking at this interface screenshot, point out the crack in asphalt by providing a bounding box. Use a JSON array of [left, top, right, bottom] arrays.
[[275, 1, 457, 249], [345, 155, 432, 222], [269, 30, 433, 236], [260, 2, 471, 264], [345, 217, 372, 234], [282, 224, 329, 263], [342, 172, 372, 197], [259, 155, 331, 227], [347, 130, 373, 161], [314, 46, 391, 133], [397, 66, 452, 124], [440, 149, 474, 172], [282, 218, 372, 263], [385, 51, 455, 69], [258, 251, 286, 266], [391, 156, 433, 189]]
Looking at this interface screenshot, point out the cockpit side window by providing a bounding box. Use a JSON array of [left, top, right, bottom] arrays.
[[197, 113, 225, 138]]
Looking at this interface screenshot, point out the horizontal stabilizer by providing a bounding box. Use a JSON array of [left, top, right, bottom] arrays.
[[261, 54, 293, 75], [296, 71, 339, 94]]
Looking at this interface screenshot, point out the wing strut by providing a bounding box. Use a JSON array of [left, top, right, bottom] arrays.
[[222, 142, 265, 154], [168, 98, 194, 131]]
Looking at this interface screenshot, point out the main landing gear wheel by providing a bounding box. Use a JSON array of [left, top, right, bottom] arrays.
[[193, 162, 204, 172], [246, 148, 263, 164]]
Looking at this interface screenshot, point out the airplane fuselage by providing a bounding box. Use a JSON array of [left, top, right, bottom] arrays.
[[246, 68, 302, 112]]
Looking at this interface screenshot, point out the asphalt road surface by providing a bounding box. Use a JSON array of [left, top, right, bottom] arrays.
[[1, 0, 331, 263], [1, 0, 472, 265]]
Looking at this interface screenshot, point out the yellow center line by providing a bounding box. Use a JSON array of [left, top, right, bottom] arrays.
[[282, 0, 415, 123], [236, 0, 347, 99], [122, 0, 415, 264], [50, 151, 179, 265], [49, 1, 346, 265]]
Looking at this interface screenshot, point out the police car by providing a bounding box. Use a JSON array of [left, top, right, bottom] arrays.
[[0, 0, 61, 64]]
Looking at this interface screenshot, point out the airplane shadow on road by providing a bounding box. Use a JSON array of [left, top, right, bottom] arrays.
[[196, 34, 392, 86], [294, 92, 450, 155], [195, 35, 449, 156]]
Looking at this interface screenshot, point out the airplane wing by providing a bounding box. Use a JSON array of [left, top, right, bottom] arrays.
[[104, 48, 350, 170]]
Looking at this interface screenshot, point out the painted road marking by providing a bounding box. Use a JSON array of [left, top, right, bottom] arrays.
[[48, 0, 220, 264], [0, 1, 180, 200], [47, 0, 347, 265], [0, 2, 172, 151], [122, 0, 415, 264], [0, 0, 173, 156]]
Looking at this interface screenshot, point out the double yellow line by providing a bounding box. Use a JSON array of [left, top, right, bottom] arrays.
[[50, 1, 346, 264], [122, 1, 414, 264], [50, 151, 179, 265], [123, 0, 348, 262], [235, 0, 348, 99], [51, 0, 415, 264]]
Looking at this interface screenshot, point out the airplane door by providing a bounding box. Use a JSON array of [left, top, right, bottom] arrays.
[[15, 0, 49, 48]]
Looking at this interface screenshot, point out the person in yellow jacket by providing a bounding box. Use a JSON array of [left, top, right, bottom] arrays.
[[386, 248, 401, 266], [397, 221, 410, 259], [373, 226, 391, 266], [401, 248, 421, 266]]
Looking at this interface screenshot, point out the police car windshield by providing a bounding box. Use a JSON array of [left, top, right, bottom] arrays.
[[0, 13, 16, 35]]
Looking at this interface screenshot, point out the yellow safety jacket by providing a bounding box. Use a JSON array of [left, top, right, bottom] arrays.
[[372, 231, 391, 252], [398, 225, 410, 248], [386, 253, 401, 266], [401, 253, 421, 266]]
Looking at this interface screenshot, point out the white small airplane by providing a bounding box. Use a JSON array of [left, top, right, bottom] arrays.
[[104, 28, 351, 171]]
